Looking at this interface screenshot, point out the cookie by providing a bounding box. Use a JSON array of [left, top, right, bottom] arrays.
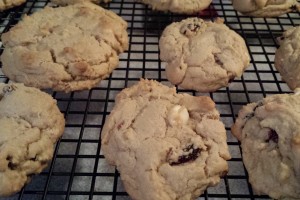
[[1, 2, 128, 92], [159, 18, 250, 92], [101, 79, 231, 200], [0, 0, 26, 11], [232, 0, 300, 17], [275, 26, 300, 91], [138, 0, 212, 14], [0, 83, 65, 197], [231, 94, 300, 199], [50, 0, 111, 6]]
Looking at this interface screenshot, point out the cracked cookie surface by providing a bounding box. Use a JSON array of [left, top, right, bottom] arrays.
[[101, 79, 231, 200], [0, 2, 128, 92], [159, 18, 250, 92], [275, 26, 300, 91], [231, 94, 300, 199], [138, 0, 212, 14], [232, 0, 300, 17], [0, 0, 26, 11], [0, 83, 65, 197]]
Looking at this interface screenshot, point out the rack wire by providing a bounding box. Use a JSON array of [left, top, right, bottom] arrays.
[[0, 0, 299, 199]]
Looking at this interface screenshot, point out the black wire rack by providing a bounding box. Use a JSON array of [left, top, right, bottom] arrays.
[[0, 0, 299, 199]]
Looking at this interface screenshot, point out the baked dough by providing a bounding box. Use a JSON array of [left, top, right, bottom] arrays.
[[275, 26, 300, 91], [1, 2, 128, 92], [138, 0, 212, 14], [159, 18, 250, 92], [0, 83, 65, 197], [0, 0, 26, 11], [232, 0, 300, 17], [102, 79, 231, 200], [232, 93, 300, 199]]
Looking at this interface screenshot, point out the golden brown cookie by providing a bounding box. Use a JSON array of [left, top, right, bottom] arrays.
[[0, 0, 26, 11], [159, 18, 250, 92], [51, 0, 111, 6], [138, 0, 212, 14], [232, 93, 300, 199], [275, 26, 300, 91], [232, 0, 300, 17], [101, 79, 231, 200], [0, 83, 65, 197], [1, 2, 128, 92]]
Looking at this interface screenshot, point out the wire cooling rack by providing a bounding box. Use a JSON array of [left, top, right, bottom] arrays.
[[0, 0, 299, 199]]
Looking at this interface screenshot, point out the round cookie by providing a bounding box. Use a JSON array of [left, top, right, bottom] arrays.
[[51, 0, 111, 6], [101, 79, 231, 200], [1, 2, 128, 92], [0, 83, 65, 197], [275, 26, 300, 91], [138, 0, 212, 14], [0, 0, 26, 11], [232, 0, 300, 17], [231, 94, 300, 199], [159, 18, 250, 92]]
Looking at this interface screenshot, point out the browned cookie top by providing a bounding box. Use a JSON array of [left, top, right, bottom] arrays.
[[232, 93, 300, 199], [0, 83, 65, 197], [275, 26, 300, 91], [101, 79, 231, 200], [138, 0, 212, 14], [159, 17, 250, 92], [1, 2, 128, 92], [232, 0, 300, 17]]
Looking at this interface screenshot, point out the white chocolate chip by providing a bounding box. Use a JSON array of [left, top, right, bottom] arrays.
[[294, 88, 300, 95], [168, 105, 189, 126], [279, 162, 291, 181]]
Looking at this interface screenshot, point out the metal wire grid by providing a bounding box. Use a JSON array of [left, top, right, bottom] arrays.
[[0, 0, 299, 199]]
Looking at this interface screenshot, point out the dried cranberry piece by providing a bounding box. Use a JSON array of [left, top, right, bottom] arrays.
[[290, 5, 297, 11], [170, 144, 201, 166], [228, 77, 235, 83], [187, 23, 200, 32], [6, 155, 17, 170], [181, 23, 201, 35], [266, 129, 279, 143], [8, 162, 17, 170]]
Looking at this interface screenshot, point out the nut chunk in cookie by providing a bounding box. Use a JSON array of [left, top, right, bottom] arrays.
[[232, 0, 300, 17], [1, 2, 128, 92], [101, 79, 231, 200], [231, 93, 300, 199], [0, 83, 65, 197], [275, 25, 300, 91], [159, 17, 250, 92]]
